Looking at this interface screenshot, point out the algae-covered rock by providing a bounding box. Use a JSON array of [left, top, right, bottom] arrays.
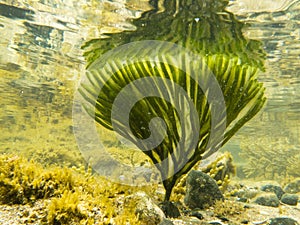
[[0, 154, 161, 224], [159, 218, 175, 225], [159, 201, 181, 218], [234, 187, 259, 200], [280, 193, 298, 206], [125, 191, 165, 225], [261, 184, 284, 199], [254, 193, 280, 207], [268, 217, 299, 225], [189, 211, 204, 220], [184, 170, 223, 209], [284, 178, 300, 194], [201, 152, 236, 192]]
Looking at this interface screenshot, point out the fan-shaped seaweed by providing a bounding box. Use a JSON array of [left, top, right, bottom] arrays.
[[78, 0, 266, 201]]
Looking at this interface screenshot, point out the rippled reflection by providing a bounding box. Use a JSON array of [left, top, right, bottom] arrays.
[[0, 0, 299, 169]]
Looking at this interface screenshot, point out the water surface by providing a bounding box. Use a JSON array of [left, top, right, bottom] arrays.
[[0, 0, 299, 180]]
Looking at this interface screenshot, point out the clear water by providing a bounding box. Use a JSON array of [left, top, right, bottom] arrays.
[[0, 0, 299, 183]]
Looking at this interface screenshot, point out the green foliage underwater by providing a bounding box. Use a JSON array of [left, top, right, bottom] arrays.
[[80, 0, 266, 201]]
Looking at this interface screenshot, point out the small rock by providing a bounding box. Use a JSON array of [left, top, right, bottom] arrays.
[[125, 191, 165, 225], [184, 170, 224, 209], [268, 217, 299, 225], [261, 184, 284, 199], [190, 211, 204, 220], [172, 216, 205, 224], [236, 197, 248, 203], [216, 215, 229, 222], [284, 178, 300, 194], [159, 218, 174, 225], [234, 188, 259, 199], [254, 193, 280, 207], [208, 222, 223, 225], [243, 204, 250, 209], [159, 201, 181, 218], [280, 193, 298, 206]]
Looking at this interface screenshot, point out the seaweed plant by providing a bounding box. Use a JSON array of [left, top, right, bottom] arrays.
[[78, 0, 266, 202]]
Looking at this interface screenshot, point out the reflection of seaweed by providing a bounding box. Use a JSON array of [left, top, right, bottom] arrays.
[[83, 0, 266, 70], [240, 137, 300, 180]]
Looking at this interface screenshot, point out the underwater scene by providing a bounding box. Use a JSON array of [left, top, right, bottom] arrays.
[[0, 0, 299, 224]]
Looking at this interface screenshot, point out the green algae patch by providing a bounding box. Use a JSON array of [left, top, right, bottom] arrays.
[[0, 154, 156, 224]]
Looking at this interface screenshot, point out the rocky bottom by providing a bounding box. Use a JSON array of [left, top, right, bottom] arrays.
[[0, 180, 299, 225], [0, 154, 299, 225]]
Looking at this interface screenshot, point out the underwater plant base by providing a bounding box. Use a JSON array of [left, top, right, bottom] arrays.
[[159, 201, 181, 218]]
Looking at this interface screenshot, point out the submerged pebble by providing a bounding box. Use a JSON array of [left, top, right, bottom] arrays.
[[268, 217, 299, 225], [184, 170, 224, 209], [234, 187, 259, 199], [189, 211, 204, 220], [280, 193, 298, 206], [284, 178, 300, 194], [254, 193, 280, 207], [125, 191, 165, 225], [261, 184, 284, 199], [159, 218, 174, 225], [159, 201, 181, 218]]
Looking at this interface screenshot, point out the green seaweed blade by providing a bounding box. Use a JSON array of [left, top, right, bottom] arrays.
[[79, 0, 266, 200]]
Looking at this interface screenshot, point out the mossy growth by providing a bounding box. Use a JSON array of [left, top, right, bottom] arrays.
[[47, 190, 90, 224], [212, 199, 245, 218], [0, 154, 157, 224], [239, 137, 300, 181], [202, 151, 236, 192], [0, 154, 77, 205]]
